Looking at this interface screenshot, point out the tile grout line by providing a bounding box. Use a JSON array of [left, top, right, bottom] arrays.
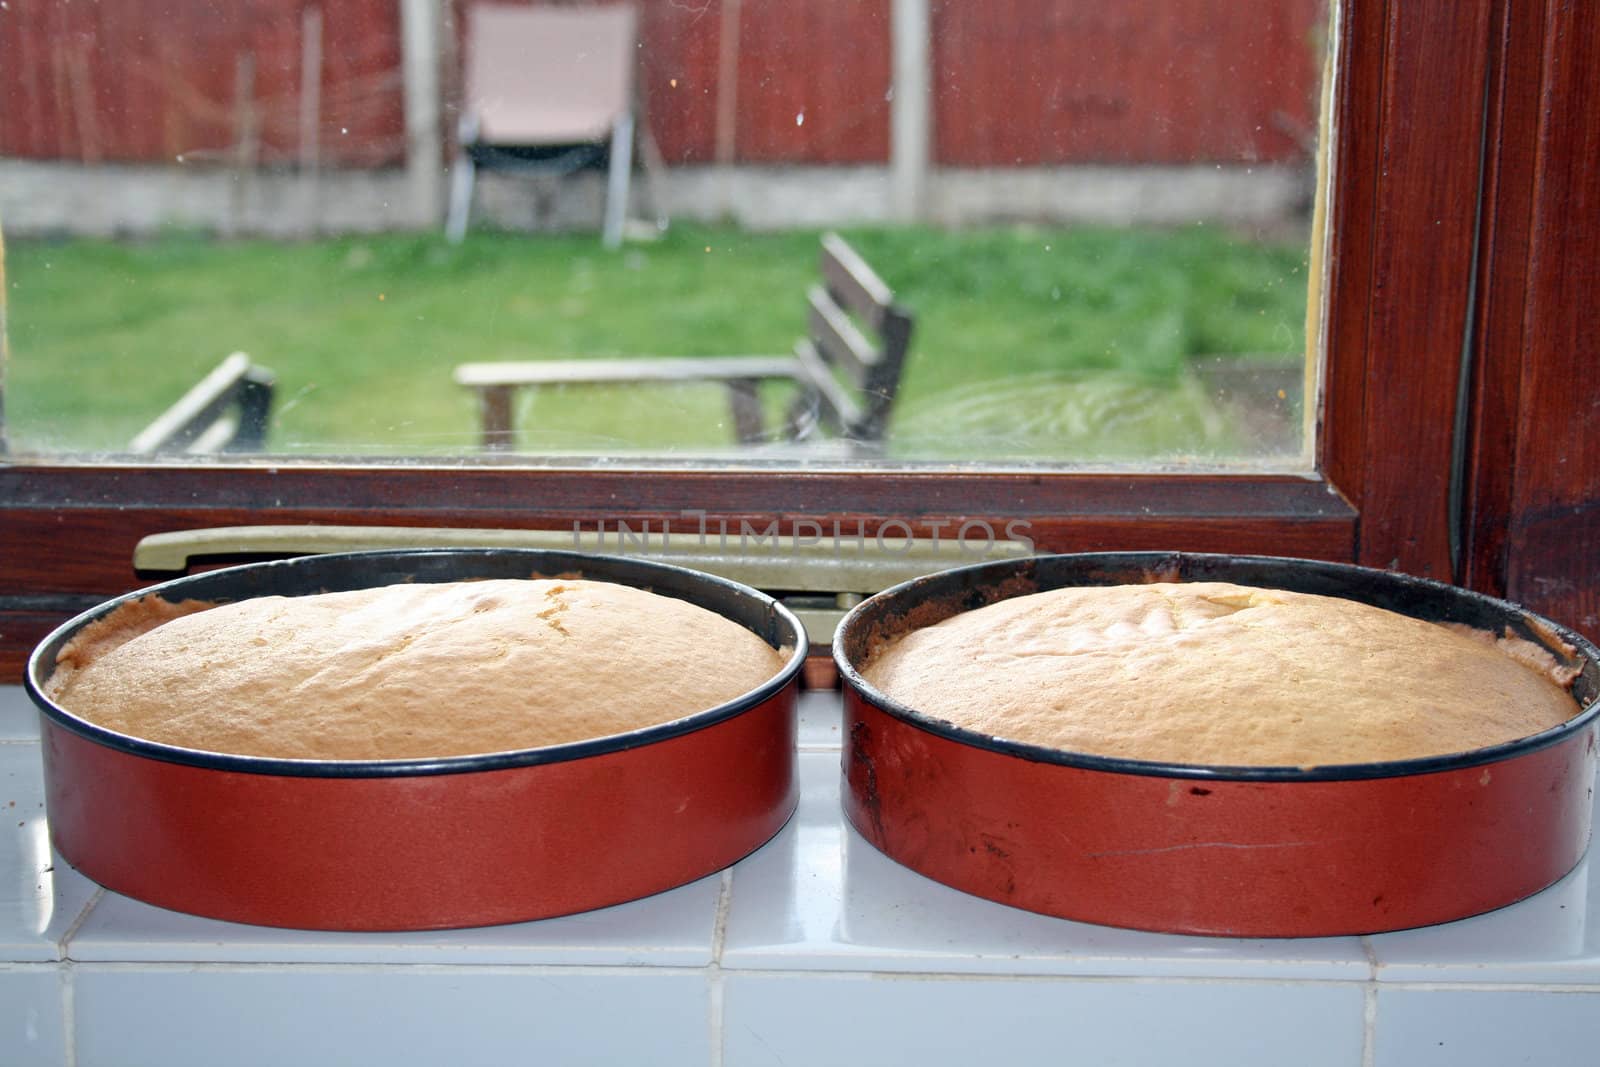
[[30, 959, 1388, 984], [61, 961, 76, 1067], [708, 867, 734, 1067], [710, 867, 735, 966], [43, 959, 1588, 988], [1358, 933, 1379, 980], [1361, 979, 1600, 992], [1360, 935, 1379, 1067], [57, 883, 102, 1066], [57, 960, 718, 977], [1361, 984, 1377, 1067], [57, 887, 104, 963]]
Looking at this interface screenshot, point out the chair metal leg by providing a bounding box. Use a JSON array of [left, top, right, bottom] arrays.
[[603, 112, 635, 249], [637, 120, 670, 234], [445, 153, 476, 244]]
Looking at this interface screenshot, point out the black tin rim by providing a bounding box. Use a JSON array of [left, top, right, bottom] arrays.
[[26, 548, 808, 779], [833, 551, 1600, 783]]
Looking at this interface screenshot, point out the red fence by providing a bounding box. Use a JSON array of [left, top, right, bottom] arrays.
[[0, 0, 1321, 169], [932, 0, 1324, 165], [0, 0, 404, 166]]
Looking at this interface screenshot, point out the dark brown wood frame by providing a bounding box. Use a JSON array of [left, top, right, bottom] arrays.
[[1460, 0, 1600, 638], [3, 0, 1596, 680]]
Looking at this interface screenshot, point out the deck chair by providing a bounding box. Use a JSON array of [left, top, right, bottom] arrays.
[[445, 3, 649, 248]]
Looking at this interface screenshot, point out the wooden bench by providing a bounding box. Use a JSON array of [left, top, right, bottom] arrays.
[[454, 232, 915, 452], [130, 352, 276, 455]]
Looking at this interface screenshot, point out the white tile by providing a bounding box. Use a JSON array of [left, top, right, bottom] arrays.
[[0, 744, 101, 962], [721, 751, 1371, 979], [0, 965, 67, 1067], [0, 686, 40, 741], [724, 972, 1365, 1067], [74, 964, 709, 1067], [68, 864, 725, 966], [1373, 988, 1600, 1067], [1369, 786, 1600, 984], [796, 689, 841, 750]]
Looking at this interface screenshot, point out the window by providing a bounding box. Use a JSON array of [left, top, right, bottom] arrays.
[[4, 0, 1588, 674], [4, 1, 1326, 466]]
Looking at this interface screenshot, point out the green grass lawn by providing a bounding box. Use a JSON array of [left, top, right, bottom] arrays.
[[3, 222, 1310, 461]]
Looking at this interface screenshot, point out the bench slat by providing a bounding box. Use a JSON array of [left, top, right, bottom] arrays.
[[806, 284, 877, 386], [455, 356, 804, 388], [819, 231, 894, 332], [792, 339, 862, 433]]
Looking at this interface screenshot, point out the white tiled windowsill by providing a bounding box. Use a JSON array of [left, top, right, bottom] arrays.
[[4, 685, 1599, 1066]]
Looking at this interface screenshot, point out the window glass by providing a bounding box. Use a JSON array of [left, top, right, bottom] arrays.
[[0, 0, 1330, 468]]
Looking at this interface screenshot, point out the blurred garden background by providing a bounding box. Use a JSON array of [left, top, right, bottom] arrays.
[[6, 223, 1308, 458], [0, 0, 1325, 463]]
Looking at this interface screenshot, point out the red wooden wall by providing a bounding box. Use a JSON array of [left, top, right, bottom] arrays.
[[0, 0, 1322, 168], [630, 0, 722, 164], [0, 0, 404, 167], [932, 0, 1324, 165], [728, 1, 892, 164]]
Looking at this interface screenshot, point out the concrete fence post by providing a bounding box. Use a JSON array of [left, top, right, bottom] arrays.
[[890, 0, 932, 222], [400, 0, 444, 228]]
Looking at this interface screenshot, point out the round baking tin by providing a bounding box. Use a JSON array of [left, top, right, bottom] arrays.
[[27, 548, 807, 931], [834, 552, 1599, 937]]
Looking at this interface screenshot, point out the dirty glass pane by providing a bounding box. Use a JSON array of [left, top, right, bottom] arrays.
[[0, 0, 1331, 468]]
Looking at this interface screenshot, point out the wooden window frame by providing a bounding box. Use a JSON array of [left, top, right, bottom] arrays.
[[3, 0, 1595, 678]]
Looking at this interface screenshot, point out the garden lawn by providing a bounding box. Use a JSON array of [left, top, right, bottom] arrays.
[[4, 222, 1309, 460]]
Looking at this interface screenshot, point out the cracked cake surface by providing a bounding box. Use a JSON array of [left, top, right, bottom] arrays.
[[861, 581, 1581, 767], [46, 578, 785, 760]]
